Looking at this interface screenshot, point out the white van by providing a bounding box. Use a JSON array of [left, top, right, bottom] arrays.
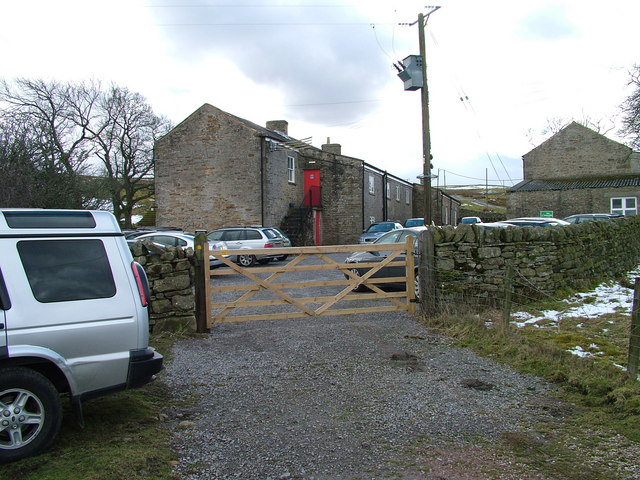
[[0, 209, 163, 463]]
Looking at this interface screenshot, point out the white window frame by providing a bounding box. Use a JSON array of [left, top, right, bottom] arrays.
[[396, 185, 400, 202], [287, 156, 295, 184], [368, 174, 375, 195], [405, 189, 410, 204], [369, 216, 376, 224], [611, 197, 637, 216], [386, 183, 391, 199]]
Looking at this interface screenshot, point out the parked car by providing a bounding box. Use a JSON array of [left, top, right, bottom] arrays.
[[0, 209, 163, 463], [359, 221, 403, 244], [563, 213, 623, 224], [123, 227, 182, 240], [207, 226, 285, 267], [403, 218, 425, 227], [133, 231, 228, 267], [501, 217, 570, 227], [346, 226, 426, 298], [475, 221, 514, 229], [460, 216, 482, 224], [270, 227, 292, 261]]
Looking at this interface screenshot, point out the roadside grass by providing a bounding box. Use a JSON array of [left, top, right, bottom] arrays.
[[2, 333, 183, 480], [420, 305, 640, 478], [425, 306, 640, 435]]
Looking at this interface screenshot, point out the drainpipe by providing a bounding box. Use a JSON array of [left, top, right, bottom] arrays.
[[383, 171, 388, 221], [260, 135, 265, 226], [361, 162, 365, 231]]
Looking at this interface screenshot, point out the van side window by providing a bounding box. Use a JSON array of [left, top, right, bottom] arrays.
[[0, 268, 10, 310], [17, 240, 116, 303]]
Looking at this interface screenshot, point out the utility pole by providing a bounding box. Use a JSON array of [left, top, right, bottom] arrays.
[[396, 7, 439, 226], [418, 11, 432, 226]]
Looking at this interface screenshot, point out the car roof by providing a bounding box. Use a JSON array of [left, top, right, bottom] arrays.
[[137, 231, 194, 239]]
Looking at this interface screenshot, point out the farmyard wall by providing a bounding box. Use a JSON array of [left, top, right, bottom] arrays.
[[129, 242, 196, 332], [430, 216, 640, 306]]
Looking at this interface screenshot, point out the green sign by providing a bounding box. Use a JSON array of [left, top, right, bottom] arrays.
[[539, 211, 553, 217]]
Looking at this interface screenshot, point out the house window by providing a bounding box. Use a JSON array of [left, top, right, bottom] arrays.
[[287, 156, 295, 184], [368, 174, 375, 195], [405, 189, 410, 204], [611, 197, 637, 216], [386, 184, 390, 199], [396, 185, 400, 201], [369, 216, 376, 224]]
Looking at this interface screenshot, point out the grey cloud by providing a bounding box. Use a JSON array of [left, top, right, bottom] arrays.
[[152, 2, 394, 124]]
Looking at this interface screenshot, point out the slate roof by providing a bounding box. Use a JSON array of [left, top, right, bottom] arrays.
[[225, 111, 291, 143], [509, 176, 640, 192]]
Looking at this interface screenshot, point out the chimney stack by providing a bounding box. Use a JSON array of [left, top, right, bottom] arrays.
[[321, 137, 342, 155], [266, 120, 288, 135]]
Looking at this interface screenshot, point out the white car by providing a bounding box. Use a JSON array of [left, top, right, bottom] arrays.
[[133, 232, 228, 267], [207, 227, 285, 267]]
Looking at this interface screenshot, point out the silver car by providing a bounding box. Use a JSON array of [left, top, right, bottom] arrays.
[[346, 226, 426, 298], [133, 231, 228, 268], [359, 221, 403, 244]]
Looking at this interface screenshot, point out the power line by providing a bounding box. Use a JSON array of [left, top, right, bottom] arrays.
[[155, 21, 397, 26], [439, 168, 521, 184], [285, 99, 381, 107]]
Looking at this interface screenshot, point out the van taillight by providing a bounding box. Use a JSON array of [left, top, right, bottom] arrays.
[[264, 243, 274, 248], [131, 261, 150, 307]]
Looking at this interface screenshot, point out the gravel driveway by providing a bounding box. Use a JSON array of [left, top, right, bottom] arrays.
[[163, 310, 564, 479]]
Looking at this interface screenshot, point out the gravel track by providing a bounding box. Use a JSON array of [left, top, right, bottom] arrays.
[[163, 311, 564, 479]]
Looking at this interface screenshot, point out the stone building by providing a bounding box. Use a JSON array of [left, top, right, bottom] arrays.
[[508, 122, 640, 218], [153, 104, 416, 245]]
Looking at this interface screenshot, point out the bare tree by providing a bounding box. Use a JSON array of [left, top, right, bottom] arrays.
[[89, 85, 172, 228], [0, 120, 40, 207], [0, 78, 170, 223], [526, 114, 616, 147], [0, 78, 100, 208], [620, 64, 640, 150]]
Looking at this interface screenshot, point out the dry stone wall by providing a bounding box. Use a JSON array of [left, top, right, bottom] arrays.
[[430, 216, 640, 307], [129, 241, 197, 332]]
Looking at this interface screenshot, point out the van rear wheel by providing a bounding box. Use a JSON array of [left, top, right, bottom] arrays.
[[0, 368, 62, 464]]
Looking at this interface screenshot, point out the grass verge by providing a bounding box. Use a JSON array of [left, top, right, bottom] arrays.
[[2, 333, 183, 480]]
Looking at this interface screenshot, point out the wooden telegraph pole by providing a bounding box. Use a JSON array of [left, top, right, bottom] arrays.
[[418, 11, 433, 226]]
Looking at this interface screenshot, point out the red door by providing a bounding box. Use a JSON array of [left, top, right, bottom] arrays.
[[304, 169, 321, 207]]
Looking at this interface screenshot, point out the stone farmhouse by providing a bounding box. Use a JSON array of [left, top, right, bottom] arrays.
[[154, 103, 443, 245], [508, 122, 640, 218]]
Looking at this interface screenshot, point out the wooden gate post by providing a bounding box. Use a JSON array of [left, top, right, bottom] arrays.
[[419, 229, 436, 317], [193, 232, 209, 333], [628, 277, 640, 378]]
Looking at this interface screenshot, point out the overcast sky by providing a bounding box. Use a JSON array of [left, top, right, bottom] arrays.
[[2, 0, 639, 186]]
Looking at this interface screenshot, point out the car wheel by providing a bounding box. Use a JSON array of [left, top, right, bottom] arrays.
[[237, 254, 256, 267], [276, 255, 289, 261], [348, 268, 368, 292], [0, 368, 62, 464]]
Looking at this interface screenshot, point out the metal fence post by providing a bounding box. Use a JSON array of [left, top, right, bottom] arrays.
[[628, 277, 640, 378], [501, 263, 514, 336]]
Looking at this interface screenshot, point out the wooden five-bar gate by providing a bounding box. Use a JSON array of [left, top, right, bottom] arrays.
[[195, 236, 417, 329]]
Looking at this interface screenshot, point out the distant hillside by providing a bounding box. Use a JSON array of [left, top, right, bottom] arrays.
[[443, 185, 507, 220]]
